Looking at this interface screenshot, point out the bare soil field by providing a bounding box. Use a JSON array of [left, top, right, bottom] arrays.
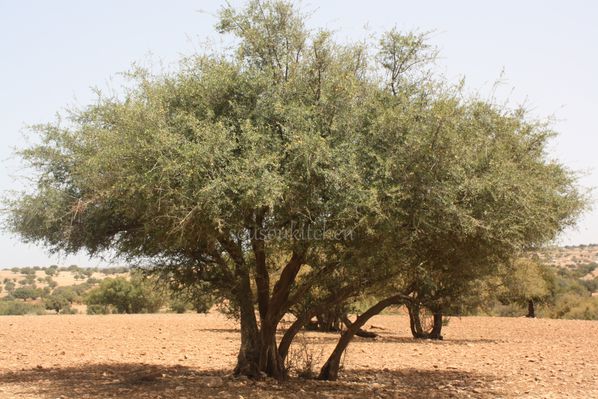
[[0, 314, 596, 399]]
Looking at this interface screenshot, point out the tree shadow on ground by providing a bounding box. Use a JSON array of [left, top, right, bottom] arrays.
[[0, 362, 504, 399], [286, 333, 500, 346]]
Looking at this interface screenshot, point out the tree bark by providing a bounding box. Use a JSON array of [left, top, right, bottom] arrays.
[[258, 323, 285, 380], [254, 251, 305, 380], [526, 299, 535, 318], [318, 294, 407, 381], [278, 315, 307, 362], [408, 304, 443, 340], [429, 311, 443, 340], [341, 315, 377, 338], [233, 267, 261, 378], [278, 284, 360, 363], [408, 303, 424, 338], [250, 208, 270, 321]]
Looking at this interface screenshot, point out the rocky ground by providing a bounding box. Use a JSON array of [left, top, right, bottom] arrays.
[[0, 313, 596, 398]]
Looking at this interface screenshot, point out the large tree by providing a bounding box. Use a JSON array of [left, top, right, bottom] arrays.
[[5, 0, 583, 381]]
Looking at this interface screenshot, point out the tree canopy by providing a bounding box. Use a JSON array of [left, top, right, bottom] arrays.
[[4, 0, 584, 381]]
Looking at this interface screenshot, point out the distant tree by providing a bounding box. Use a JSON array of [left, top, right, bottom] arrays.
[[499, 259, 556, 318], [86, 277, 101, 285], [4, 280, 16, 293], [13, 286, 42, 301], [167, 281, 216, 314], [85, 274, 165, 314], [45, 276, 58, 289], [51, 286, 78, 304], [82, 269, 94, 278], [67, 265, 80, 272], [44, 292, 71, 313]]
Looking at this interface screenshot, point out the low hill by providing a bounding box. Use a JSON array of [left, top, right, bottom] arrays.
[[533, 244, 598, 279]]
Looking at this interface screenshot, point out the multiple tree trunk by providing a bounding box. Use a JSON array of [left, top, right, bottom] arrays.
[[407, 303, 444, 340]]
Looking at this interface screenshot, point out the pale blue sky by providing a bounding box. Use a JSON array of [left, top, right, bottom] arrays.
[[0, 1, 596, 267]]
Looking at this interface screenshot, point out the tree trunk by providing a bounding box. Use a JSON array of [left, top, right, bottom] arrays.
[[255, 251, 304, 380], [258, 323, 285, 380], [318, 294, 407, 381], [341, 315, 377, 338], [222, 237, 304, 380], [314, 311, 342, 332], [278, 315, 306, 362], [429, 311, 443, 340], [279, 284, 360, 364], [526, 299, 535, 318], [408, 303, 425, 338], [234, 288, 261, 378], [408, 304, 443, 340]]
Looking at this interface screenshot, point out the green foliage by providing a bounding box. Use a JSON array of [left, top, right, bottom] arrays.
[[86, 277, 101, 285], [52, 283, 91, 304], [86, 304, 110, 314], [571, 262, 598, 279], [2, 0, 587, 377], [0, 300, 45, 315], [20, 267, 36, 276], [22, 274, 36, 285], [85, 273, 165, 314], [45, 276, 58, 289], [469, 261, 598, 320], [44, 292, 71, 313], [550, 294, 598, 320], [4, 280, 16, 293], [169, 299, 190, 314], [499, 259, 557, 307], [82, 269, 94, 278], [100, 266, 129, 275], [13, 286, 42, 300]]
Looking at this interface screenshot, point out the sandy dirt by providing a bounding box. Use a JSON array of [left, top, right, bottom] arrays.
[[0, 313, 596, 398]]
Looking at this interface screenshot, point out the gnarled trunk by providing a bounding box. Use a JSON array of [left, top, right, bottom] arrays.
[[319, 294, 407, 381], [258, 322, 285, 380], [233, 274, 261, 378], [408, 304, 443, 340]]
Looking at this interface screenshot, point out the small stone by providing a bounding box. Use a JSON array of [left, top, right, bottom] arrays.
[[204, 376, 224, 387]]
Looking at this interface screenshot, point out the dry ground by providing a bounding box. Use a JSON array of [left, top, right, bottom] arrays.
[[0, 314, 596, 399]]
